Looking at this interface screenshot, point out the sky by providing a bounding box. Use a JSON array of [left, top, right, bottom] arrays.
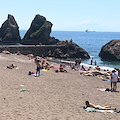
[[0, 0, 120, 32]]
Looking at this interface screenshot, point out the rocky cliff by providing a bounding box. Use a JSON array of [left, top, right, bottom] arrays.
[[0, 14, 21, 44], [99, 39, 120, 61], [22, 14, 58, 45], [0, 14, 90, 59], [56, 40, 90, 59]]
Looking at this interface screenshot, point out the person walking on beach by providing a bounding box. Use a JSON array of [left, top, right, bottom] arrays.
[[36, 60, 41, 77], [91, 58, 93, 65], [111, 70, 118, 91]]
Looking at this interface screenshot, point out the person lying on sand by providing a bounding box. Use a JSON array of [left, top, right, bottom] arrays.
[[44, 62, 54, 70], [83, 101, 116, 110], [69, 63, 77, 70], [59, 64, 67, 72], [7, 64, 17, 69], [81, 65, 87, 71], [95, 65, 100, 71]]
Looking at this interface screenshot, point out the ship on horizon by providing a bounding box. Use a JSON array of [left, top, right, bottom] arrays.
[[85, 29, 95, 32]]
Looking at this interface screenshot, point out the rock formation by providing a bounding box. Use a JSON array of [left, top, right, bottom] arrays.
[[55, 40, 90, 59], [0, 14, 90, 59], [22, 14, 59, 45], [99, 39, 120, 61], [0, 14, 21, 44]]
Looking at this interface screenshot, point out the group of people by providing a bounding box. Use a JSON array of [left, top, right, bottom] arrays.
[[28, 53, 120, 91], [90, 58, 97, 65], [75, 58, 82, 66], [35, 56, 55, 76]]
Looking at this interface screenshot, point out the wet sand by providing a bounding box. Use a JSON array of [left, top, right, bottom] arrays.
[[0, 53, 120, 120]]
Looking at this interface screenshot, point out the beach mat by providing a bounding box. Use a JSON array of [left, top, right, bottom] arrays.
[[102, 79, 120, 83], [85, 107, 114, 113], [28, 74, 43, 76], [98, 88, 119, 92]]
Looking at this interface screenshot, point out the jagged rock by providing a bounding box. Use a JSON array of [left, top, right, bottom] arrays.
[[56, 40, 90, 59], [99, 39, 120, 61], [0, 14, 21, 44], [22, 14, 58, 45]]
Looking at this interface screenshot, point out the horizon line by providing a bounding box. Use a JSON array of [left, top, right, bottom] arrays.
[[19, 30, 120, 33]]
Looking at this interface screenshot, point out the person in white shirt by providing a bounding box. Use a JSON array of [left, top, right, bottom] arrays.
[[111, 70, 118, 91]]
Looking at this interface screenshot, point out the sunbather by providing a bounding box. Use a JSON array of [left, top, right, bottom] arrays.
[[59, 64, 67, 72], [7, 64, 17, 69], [83, 101, 116, 110]]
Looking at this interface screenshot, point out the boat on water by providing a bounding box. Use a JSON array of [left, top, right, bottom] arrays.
[[85, 29, 95, 32]]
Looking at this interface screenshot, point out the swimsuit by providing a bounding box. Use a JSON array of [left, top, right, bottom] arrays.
[[36, 67, 40, 71]]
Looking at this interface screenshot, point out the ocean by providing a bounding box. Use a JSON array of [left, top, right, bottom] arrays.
[[20, 30, 120, 69]]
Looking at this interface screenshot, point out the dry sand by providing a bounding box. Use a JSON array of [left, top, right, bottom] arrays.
[[0, 53, 120, 120]]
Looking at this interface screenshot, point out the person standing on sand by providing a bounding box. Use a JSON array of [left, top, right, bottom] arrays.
[[36, 60, 41, 77], [75, 58, 78, 66], [78, 58, 82, 65], [111, 70, 118, 91], [91, 58, 93, 65]]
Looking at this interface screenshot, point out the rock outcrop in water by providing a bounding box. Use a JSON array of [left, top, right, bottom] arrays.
[[22, 14, 59, 45], [99, 39, 120, 61], [0, 14, 21, 44]]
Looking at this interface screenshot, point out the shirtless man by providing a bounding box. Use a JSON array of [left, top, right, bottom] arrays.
[[36, 60, 41, 76], [111, 70, 118, 91], [83, 101, 116, 110]]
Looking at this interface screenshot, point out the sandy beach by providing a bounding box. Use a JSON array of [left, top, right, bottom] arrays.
[[0, 53, 120, 120]]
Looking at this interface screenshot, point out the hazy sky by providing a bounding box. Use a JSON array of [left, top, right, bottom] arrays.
[[0, 0, 120, 32]]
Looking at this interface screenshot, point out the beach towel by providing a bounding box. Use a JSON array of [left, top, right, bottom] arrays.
[[85, 107, 96, 112], [85, 107, 114, 113], [102, 79, 111, 82], [98, 88, 106, 91], [102, 79, 120, 83], [98, 88, 111, 92], [98, 88, 119, 92], [31, 74, 43, 76], [42, 69, 48, 72]]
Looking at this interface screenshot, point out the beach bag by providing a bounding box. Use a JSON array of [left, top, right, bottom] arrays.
[[105, 88, 110, 91], [55, 70, 58, 73], [29, 71, 31, 75]]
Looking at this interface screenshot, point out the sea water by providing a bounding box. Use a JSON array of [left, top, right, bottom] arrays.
[[20, 30, 120, 69]]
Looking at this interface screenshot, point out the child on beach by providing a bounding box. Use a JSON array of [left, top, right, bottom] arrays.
[[36, 60, 41, 77]]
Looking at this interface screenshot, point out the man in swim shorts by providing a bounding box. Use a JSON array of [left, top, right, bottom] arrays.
[[111, 70, 118, 91]]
